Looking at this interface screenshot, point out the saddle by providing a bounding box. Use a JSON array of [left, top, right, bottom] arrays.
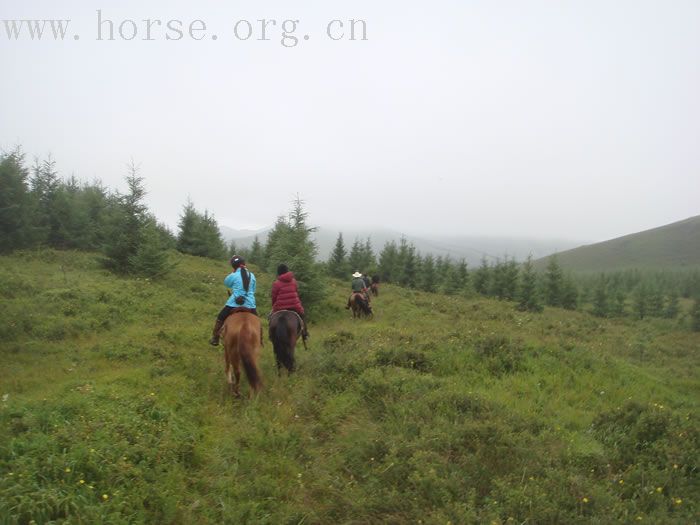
[[229, 307, 257, 315], [269, 310, 304, 335]]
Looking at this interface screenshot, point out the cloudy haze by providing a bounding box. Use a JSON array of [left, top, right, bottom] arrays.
[[1, 0, 699, 243]]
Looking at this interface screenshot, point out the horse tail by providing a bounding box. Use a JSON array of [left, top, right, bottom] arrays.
[[274, 313, 295, 372], [239, 320, 262, 392]]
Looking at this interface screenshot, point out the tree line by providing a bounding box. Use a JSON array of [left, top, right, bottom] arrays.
[[1, 149, 226, 277], [1, 148, 328, 313], [322, 231, 700, 330], [2, 147, 698, 329]]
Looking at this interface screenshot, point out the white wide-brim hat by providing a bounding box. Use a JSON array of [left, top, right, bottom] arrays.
[[352, 272, 362, 278]]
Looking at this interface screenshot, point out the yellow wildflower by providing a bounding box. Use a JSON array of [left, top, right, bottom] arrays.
[[65, 468, 71, 473], [582, 497, 589, 503], [102, 494, 109, 500], [656, 487, 662, 493], [674, 498, 682, 505]]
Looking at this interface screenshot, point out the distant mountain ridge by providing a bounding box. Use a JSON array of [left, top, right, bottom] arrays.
[[535, 215, 700, 272], [220, 225, 582, 267]]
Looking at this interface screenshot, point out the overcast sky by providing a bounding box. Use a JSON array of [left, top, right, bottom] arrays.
[[1, 0, 698, 242]]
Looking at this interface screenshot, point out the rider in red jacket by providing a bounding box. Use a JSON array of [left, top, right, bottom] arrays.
[[271, 264, 308, 341]]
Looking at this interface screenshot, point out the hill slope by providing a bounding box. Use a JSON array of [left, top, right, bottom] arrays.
[[536, 215, 700, 272], [1, 250, 698, 523]]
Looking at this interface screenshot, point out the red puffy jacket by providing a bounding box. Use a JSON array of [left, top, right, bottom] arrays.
[[271, 272, 304, 314]]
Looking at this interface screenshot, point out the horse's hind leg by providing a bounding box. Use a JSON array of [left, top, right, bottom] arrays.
[[227, 353, 241, 398], [233, 357, 241, 398], [275, 350, 282, 377], [225, 361, 235, 398]]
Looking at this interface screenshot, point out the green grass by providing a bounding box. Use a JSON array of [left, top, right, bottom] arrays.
[[1, 249, 698, 524]]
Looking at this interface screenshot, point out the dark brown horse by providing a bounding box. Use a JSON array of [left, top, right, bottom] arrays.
[[370, 282, 379, 297], [268, 310, 303, 375], [222, 312, 263, 398], [349, 292, 373, 319]]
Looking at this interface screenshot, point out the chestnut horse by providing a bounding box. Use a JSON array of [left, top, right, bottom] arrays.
[[222, 312, 263, 398], [349, 292, 373, 319], [268, 310, 303, 375], [370, 283, 379, 297]]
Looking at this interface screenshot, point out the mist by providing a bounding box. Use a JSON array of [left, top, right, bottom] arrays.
[[1, 0, 699, 243]]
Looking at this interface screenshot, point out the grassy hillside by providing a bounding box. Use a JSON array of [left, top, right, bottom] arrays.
[[535, 215, 700, 272], [1, 250, 698, 524]]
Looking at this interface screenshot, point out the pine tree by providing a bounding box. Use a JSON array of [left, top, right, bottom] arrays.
[[502, 257, 519, 300], [327, 232, 349, 279], [472, 257, 491, 296], [248, 235, 264, 266], [397, 238, 417, 288], [517, 255, 542, 312], [176, 199, 199, 254], [200, 210, 226, 259], [102, 161, 170, 277], [0, 148, 33, 253], [419, 254, 437, 292], [544, 255, 564, 307], [609, 287, 627, 317], [435, 256, 450, 292], [592, 278, 609, 318], [265, 197, 326, 315], [176, 199, 225, 259], [80, 181, 110, 250], [561, 276, 579, 310], [129, 219, 172, 278], [632, 283, 650, 320], [647, 286, 664, 318], [363, 238, 377, 276], [378, 241, 399, 283], [457, 259, 470, 294], [489, 258, 504, 298], [348, 238, 364, 274], [29, 155, 61, 246], [443, 259, 468, 295], [664, 291, 680, 319], [102, 161, 147, 273]]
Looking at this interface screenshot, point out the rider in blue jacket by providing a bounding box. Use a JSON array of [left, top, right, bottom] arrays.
[[209, 255, 257, 346]]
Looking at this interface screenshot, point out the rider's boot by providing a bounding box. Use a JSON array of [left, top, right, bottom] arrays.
[[209, 319, 224, 346]]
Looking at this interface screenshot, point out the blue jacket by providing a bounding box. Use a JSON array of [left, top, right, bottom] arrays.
[[224, 268, 257, 309]]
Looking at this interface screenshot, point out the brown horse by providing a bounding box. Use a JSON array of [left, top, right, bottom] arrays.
[[268, 310, 303, 375], [349, 292, 373, 319], [370, 282, 379, 297], [222, 312, 263, 398]]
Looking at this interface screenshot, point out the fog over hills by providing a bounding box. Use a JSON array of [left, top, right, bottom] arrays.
[[221, 224, 583, 266]]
